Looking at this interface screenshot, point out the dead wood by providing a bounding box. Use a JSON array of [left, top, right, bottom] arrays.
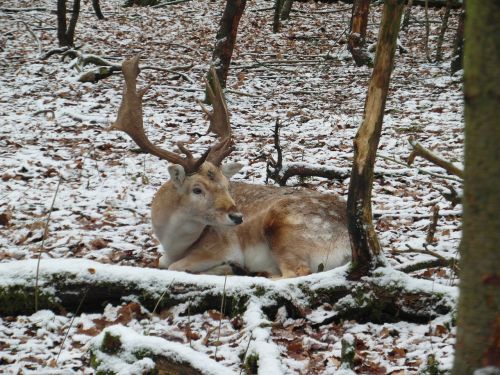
[[347, 0, 404, 279], [407, 136, 464, 178], [347, 0, 372, 67], [0, 259, 456, 324]]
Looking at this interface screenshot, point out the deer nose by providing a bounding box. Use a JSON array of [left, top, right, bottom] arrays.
[[228, 213, 243, 225]]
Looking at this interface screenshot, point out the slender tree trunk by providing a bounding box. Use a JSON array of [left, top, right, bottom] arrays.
[[92, 0, 105, 20], [401, 0, 414, 31], [56, 0, 81, 47], [452, 0, 500, 373], [347, 0, 372, 67], [347, 0, 404, 280], [450, 4, 465, 74], [66, 0, 81, 45], [57, 0, 69, 47], [273, 0, 284, 32], [280, 0, 294, 20], [210, 0, 247, 89], [435, 0, 452, 61]]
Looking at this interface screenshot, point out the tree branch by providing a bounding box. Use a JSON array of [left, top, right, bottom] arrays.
[[408, 137, 464, 178]]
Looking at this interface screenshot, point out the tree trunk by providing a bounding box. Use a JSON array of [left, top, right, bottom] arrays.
[[347, 0, 372, 67], [210, 0, 247, 89], [280, 0, 294, 20], [56, 0, 81, 47], [401, 0, 414, 31], [435, 0, 452, 61], [273, 0, 284, 32], [450, 4, 465, 74], [57, 0, 69, 47], [347, 0, 404, 280], [452, 0, 500, 373], [92, 0, 105, 20]]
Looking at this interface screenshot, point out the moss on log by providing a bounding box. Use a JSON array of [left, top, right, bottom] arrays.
[[0, 259, 456, 324]]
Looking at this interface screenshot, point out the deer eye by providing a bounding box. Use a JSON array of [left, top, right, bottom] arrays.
[[192, 187, 203, 195]]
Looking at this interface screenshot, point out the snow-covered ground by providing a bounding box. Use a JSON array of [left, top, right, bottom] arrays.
[[1, 0, 463, 373]]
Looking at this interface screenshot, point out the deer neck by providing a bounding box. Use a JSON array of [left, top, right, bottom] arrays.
[[153, 184, 207, 260]]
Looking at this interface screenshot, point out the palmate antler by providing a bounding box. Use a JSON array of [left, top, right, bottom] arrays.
[[198, 66, 231, 139], [111, 56, 233, 174]]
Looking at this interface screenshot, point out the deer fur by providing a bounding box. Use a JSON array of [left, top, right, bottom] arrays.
[[152, 162, 351, 277]]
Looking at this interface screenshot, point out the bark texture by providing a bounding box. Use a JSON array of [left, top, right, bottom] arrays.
[[347, 0, 372, 67], [450, 5, 465, 74], [92, 0, 105, 20], [347, 0, 404, 280], [452, 0, 500, 373], [56, 0, 81, 47], [210, 0, 247, 88]]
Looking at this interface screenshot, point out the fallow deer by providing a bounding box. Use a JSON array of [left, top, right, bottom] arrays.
[[111, 56, 351, 278]]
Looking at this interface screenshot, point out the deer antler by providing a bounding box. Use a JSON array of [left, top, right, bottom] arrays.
[[198, 66, 231, 139], [110, 56, 209, 174]]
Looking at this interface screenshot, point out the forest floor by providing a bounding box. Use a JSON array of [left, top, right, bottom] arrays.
[[0, 0, 464, 373]]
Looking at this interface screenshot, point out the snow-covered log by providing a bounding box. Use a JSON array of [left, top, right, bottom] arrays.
[[0, 259, 456, 323], [89, 324, 235, 375]]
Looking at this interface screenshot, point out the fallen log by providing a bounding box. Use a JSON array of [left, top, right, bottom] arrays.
[[89, 325, 234, 375], [0, 259, 457, 324]]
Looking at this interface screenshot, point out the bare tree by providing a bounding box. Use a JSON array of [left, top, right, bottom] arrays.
[[348, 0, 372, 67], [209, 0, 247, 89], [450, 3, 465, 74], [452, 0, 500, 373], [347, 0, 405, 279], [92, 0, 105, 20]]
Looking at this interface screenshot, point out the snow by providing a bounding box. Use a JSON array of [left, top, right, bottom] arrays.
[[0, 0, 464, 372], [89, 325, 236, 375]]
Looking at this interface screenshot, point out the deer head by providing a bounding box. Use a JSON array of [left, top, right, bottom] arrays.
[[111, 56, 243, 226]]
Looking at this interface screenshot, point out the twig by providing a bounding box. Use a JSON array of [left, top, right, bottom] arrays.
[[426, 205, 440, 244], [226, 89, 262, 98], [55, 287, 89, 364], [394, 245, 459, 274], [214, 274, 228, 359], [408, 136, 464, 178], [379, 153, 462, 182], [17, 20, 43, 57], [0, 7, 48, 12], [35, 175, 62, 312], [239, 334, 254, 375], [152, 278, 176, 315], [152, 0, 193, 7], [424, 0, 431, 62], [290, 7, 351, 14]]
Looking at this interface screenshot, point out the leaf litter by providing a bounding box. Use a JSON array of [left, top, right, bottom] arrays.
[[0, 0, 463, 373]]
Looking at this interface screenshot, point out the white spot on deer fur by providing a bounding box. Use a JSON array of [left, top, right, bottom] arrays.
[[285, 215, 304, 225]]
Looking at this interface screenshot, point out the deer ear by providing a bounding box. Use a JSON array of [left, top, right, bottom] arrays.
[[220, 162, 243, 179], [168, 164, 186, 188]]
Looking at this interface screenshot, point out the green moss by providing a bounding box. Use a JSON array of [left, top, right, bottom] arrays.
[[0, 285, 58, 315], [101, 332, 122, 355], [340, 337, 355, 368], [244, 353, 259, 374], [132, 347, 154, 360], [90, 352, 102, 369], [229, 295, 248, 317], [253, 285, 266, 297]]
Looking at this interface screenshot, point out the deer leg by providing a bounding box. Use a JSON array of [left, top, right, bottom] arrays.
[[167, 246, 237, 274], [267, 225, 312, 278]]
